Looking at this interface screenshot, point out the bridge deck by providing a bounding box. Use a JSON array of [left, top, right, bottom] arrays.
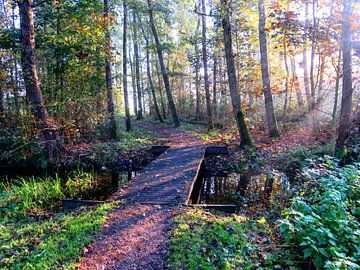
[[111, 144, 206, 205]]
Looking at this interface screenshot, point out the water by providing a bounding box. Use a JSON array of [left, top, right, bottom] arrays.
[[75, 171, 140, 201], [190, 171, 289, 205]]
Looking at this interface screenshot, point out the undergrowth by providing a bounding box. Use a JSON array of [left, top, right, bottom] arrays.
[[0, 202, 117, 269], [168, 209, 284, 270], [279, 158, 360, 269], [276, 145, 333, 178]]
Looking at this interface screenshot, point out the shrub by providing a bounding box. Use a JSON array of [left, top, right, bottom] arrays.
[[276, 145, 332, 178], [279, 159, 360, 269]]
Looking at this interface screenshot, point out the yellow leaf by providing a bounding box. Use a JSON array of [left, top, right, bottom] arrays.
[[257, 217, 266, 224]]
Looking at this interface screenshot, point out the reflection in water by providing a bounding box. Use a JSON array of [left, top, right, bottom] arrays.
[[111, 171, 139, 191], [195, 172, 289, 204], [75, 171, 140, 201]]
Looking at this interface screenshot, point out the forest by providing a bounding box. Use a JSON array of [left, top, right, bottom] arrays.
[[0, 0, 359, 269]]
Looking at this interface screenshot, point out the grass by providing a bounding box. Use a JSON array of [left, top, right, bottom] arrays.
[[0, 171, 119, 269], [64, 169, 98, 199], [0, 176, 64, 214], [0, 170, 103, 215], [168, 208, 285, 270], [0, 202, 117, 269]]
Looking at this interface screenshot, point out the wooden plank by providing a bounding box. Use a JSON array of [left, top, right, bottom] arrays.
[[205, 146, 229, 156]]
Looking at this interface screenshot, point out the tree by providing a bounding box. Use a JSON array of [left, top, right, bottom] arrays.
[[200, 0, 213, 130], [194, 16, 201, 121], [123, 0, 131, 131], [301, 0, 312, 110], [337, 0, 353, 148], [104, 0, 117, 139], [132, 11, 143, 120], [220, 0, 252, 147], [258, 0, 280, 138], [154, 57, 167, 119], [290, 56, 304, 111], [139, 19, 163, 122], [17, 0, 57, 155], [147, 0, 180, 127], [129, 40, 138, 116]]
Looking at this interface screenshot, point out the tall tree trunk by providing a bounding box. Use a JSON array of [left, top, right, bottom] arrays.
[[12, 57, 20, 115], [309, 0, 317, 114], [302, 49, 311, 110], [282, 38, 290, 120], [122, 1, 131, 131], [316, 55, 325, 106], [221, 0, 252, 147], [147, 0, 180, 127], [302, 1, 312, 110], [213, 47, 218, 119], [0, 60, 3, 114], [290, 56, 304, 111], [332, 47, 342, 153], [200, 0, 213, 129], [132, 12, 143, 120], [12, 6, 19, 115], [337, 0, 353, 148], [104, 0, 117, 139], [140, 66, 146, 115], [18, 0, 57, 154], [129, 43, 138, 116], [194, 18, 201, 121], [138, 18, 163, 122], [155, 58, 166, 119], [258, 0, 280, 137]]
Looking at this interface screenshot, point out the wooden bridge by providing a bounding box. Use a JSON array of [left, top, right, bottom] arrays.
[[111, 144, 207, 205]]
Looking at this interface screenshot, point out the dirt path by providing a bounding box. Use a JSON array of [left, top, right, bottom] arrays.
[[79, 122, 205, 270]]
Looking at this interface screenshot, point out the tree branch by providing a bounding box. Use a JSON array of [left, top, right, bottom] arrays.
[[194, 3, 215, 17]]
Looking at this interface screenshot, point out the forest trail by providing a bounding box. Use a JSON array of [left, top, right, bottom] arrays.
[[79, 121, 206, 270]]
